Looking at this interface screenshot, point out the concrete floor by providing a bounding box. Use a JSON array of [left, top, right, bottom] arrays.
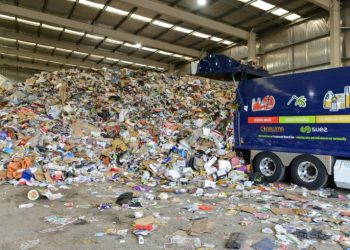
[[0, 182, 345, 250]]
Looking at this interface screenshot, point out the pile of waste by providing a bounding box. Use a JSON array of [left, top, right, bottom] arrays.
[[3, 70, 350, 249], [0, 68, 248, 187]]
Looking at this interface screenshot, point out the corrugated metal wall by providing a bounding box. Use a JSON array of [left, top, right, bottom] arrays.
[[215, 17, 333, 75], [0, 66, 37, 82], [260, 18, 331, 74], [345, 8, 350, 67], [179, 6, 350, 76]]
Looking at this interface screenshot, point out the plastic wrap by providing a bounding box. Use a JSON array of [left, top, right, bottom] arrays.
[[260, 48, 293, 74], [345, 31, 350, 59], [260, 29, 292, 52], [307, 37, 330, 66], [293, 18, 329, 43], [230, 45, 248, 60]]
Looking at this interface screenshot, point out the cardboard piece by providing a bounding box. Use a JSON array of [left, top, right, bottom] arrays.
[[134, 216, 159, 226], [58, 83, 67, 104], [33, 168, 45, 182], [112, 138, 128, 152], [270, 208, 294, 215], [238, 206, 257, 214], [284, 194, 308, 203], [181, 218, 214, 236], [44, 171, 54, 184], [71, 119, 84, 138]]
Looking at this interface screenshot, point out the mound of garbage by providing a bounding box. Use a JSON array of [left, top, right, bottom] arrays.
[[0, 68, 250, 187]]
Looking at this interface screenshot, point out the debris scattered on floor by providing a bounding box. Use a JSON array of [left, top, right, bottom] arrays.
[[19, 239, 40, 250], [0, 69, 349, 249]]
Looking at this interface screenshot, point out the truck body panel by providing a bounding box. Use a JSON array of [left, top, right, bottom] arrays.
[[235, 66, 350, 158]]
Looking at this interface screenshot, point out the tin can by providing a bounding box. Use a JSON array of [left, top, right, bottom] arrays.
[[27, 189, 40, 201]]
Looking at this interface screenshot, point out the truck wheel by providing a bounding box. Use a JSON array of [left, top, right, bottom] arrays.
[[291, 155, 328, 190], [253, 152, 286, 182]]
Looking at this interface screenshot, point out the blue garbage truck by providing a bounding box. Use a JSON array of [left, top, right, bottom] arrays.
[[196, 54, 350, 190]]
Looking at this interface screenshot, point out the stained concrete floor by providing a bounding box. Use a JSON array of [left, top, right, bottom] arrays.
[[0, 182, 345, 250]]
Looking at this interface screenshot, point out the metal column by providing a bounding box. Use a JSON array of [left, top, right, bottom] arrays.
[[345, 8, 350, 66], [330, 0, 341, 67], [248, 31, 257, 60]]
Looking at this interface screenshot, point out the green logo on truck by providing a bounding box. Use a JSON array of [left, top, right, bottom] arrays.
[[300, 126, 328, 134], [300, 126, 312, 134]]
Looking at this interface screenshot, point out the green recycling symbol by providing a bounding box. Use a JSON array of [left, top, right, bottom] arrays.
[[300, 126, 312, 134]]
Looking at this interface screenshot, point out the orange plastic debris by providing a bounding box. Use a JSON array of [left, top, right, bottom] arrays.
[[5, 157, 33, 180], [198, 204, 214, 211]]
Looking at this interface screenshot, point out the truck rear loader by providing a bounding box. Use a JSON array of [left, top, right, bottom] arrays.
[[196, 54, 350, 190]]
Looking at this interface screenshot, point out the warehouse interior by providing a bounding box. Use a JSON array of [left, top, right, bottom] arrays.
[[0, 0, 349, 80], [2, 0, 350, 250]]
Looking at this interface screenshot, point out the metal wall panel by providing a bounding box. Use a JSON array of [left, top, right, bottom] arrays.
[[307, 37, 330, 65], [293, 18, 329, 43], [260, 28, 293, 52], [260, 48, 293, 74], [0, 67, 36, 82], [177, 7, 350, 75], [230, 45, 248, 60], [259, 17, 331, 74]]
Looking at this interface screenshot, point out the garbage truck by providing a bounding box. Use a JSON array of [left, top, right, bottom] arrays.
[[196, 54, 350, 190]]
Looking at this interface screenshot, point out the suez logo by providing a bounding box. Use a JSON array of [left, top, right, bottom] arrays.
[[300, 126, 328, 134]]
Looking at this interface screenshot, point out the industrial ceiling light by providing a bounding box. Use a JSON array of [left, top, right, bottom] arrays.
[[197, 0, 207, 6], [105, 38, 123, 44], [222, 40, 233, 45], [173, 26, 193, 34], [141, 47, 157, 52], [56, 48, 72, 53], [37, 44, 54, 50], [106, 57, 119, 62], [158, 50, 172, 56], [90, 54, 104, 59], [73, 51, 88, 56], [18, 40, 36, 46], [86, 34, 104, 40], [251, 0, 275, 11], [153, 20, 173, 28], [42, 24, 63, 31], [0, 37, 16, 42], [285, 13, 301, 21], [271, 8, 288, 16], [0, 14, 15, 20], [193, 31, 210, 39], [130, 13, 152, 22], [124, 43, 142, 48], [78, 0, 104, 9], [65, 29, 85, 36], [17, 18, 40, 26], [120, 60, 132, 64], [105, 6, 129, 16], [210, 36, 223, 42]]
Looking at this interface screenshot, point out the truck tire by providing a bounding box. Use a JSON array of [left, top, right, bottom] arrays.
[[291, 155, 328, 190], [253, 152, 286, 183]]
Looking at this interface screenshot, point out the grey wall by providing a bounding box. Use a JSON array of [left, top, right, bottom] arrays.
[[259, 18, 331, 75], [345, 8, 350, 66], [178, 6, 350, 76], [0, 66, 38, 82]]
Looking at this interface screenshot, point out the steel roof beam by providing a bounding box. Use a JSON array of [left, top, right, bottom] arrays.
[[119, 0, 250, 40], [0, 59, 59, 72], [0, 28, 169, 69], [0, 3, 201, 58], [0, 47, 102, 69], [307, 0, 330, 10]]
